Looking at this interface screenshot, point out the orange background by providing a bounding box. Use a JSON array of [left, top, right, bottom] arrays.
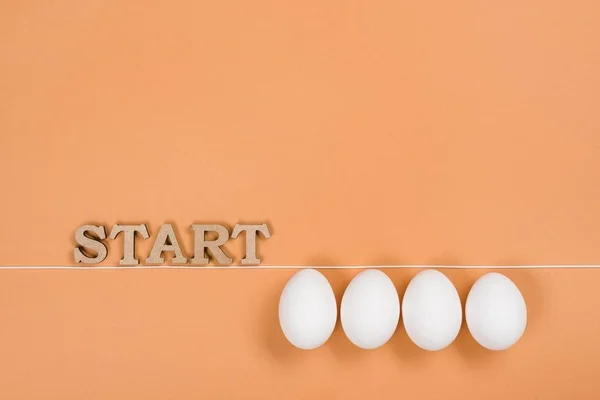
[[1, 1, 600, 399]]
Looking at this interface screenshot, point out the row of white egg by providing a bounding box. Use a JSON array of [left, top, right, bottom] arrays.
[[279, 269, 527, 351]]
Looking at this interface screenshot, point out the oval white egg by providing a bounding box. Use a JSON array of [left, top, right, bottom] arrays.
[[402, 269, 462, 351], [278, 269, 337, 350], [341, 269, 400, 350], [465, 272, 527, 351]]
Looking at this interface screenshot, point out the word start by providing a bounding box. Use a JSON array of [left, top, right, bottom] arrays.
[[74, 223, 271, 266]]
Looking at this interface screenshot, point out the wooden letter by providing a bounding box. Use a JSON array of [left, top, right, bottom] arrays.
[[145, 224, 187, 264], [109, 224, 150, 266], [231, 223, 271, 265], [190, 224, 232, 265], [74, 225, 108, 264]]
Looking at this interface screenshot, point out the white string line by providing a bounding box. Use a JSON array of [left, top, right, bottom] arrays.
[[0, 265, 599, 270]]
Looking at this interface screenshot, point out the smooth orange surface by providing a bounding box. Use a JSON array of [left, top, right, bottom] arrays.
[[1, 1, 600, 399]]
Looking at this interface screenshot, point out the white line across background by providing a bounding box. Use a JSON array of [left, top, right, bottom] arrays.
[[0, 265, 599, 270]]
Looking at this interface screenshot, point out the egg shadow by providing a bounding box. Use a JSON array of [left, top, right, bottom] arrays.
[[384, 266, 428, 364], [452, 323, 497, 366], [441, 266, 494, 364], [501, 266, 542, 332], [257, 269, 302, 364], [348, 260, 420, 363], [387, 323, 426, 364], [319, 267, 369, 362]]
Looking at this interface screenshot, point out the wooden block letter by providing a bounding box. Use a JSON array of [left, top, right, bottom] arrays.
[[145, 224, 187, 264], [231, 223, 271, 265], [74, 225, 108, 264], [109, 224, 150, 266], [190, 224, 232, 265]]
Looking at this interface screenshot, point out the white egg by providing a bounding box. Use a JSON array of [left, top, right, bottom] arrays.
[[341, 269, 400, 349], [465, 272, 527, 351], [278, 269, 337, 350], [402, 269, 462, 351]]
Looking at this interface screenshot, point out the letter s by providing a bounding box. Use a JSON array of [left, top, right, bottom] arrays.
[[74, 225, 108, 264]]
